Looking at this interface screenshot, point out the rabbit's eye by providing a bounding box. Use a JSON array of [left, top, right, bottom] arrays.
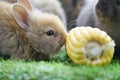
[[117, 0, 120, 5], [46, 30, 54, 36]]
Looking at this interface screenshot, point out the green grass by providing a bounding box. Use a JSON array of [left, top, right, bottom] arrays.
[[0, 51, 120, 80]]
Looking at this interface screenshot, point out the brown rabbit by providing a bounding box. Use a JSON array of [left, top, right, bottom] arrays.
[[0, 0, 67, 60]]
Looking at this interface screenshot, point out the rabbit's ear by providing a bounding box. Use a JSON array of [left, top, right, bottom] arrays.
[[18, 0, 32, 11], [12, 4, 30, 31]]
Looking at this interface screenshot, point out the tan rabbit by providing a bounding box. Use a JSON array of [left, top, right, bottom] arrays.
[[3, 0, 67, 26], [0, 0, 67, 60]]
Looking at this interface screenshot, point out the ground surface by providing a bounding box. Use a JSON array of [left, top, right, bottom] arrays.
[[0, 51, 120, 80]]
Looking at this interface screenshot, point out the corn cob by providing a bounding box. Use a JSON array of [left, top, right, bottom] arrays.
[[66, 27, 115, 66]]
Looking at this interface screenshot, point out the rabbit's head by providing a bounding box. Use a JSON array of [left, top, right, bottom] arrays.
[[12, 0, 67, 55]]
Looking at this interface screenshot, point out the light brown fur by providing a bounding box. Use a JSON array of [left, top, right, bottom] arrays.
[[0, 1, 66, 60]]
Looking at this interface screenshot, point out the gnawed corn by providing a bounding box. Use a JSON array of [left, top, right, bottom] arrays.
[[66, 27, 115, 66]]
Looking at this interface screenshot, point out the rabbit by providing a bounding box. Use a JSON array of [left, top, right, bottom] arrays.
[[3, 0, 67, 26], [0, 0, 67, 60], [76, 0, 120, 59]]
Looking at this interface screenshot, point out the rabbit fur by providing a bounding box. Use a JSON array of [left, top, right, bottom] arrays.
[[0, 0, 67, 60]]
